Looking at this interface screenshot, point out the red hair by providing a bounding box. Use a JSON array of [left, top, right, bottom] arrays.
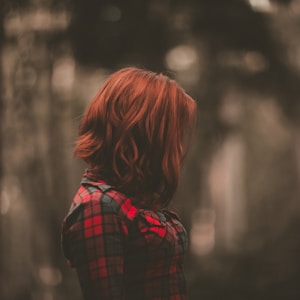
[[74, 67, 196, 208]]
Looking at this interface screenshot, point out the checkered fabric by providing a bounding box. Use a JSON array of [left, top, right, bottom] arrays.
[[62, 170, 188, 299]]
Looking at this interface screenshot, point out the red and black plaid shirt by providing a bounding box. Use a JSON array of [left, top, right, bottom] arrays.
[[62, 170, 188, 299]]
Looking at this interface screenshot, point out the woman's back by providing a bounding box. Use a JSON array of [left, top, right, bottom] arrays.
[[62, 170, 188, 299]]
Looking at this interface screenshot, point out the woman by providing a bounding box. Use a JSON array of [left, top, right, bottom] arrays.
[[62, 67, 196, 299]]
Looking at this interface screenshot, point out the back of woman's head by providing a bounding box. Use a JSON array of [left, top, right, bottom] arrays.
[[74, 67, 196, 208]]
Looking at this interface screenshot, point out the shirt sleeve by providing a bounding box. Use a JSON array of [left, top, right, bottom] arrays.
[[62, 196, 126, 300]]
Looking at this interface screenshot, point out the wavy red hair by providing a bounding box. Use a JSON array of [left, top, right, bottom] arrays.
[[74, 67, 196, 208]]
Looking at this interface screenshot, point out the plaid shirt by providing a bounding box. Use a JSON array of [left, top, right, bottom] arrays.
[[62, 170, 188, 300]]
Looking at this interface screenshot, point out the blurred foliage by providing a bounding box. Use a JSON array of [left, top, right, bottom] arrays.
[[68, 0, 169, 70], [67, 0, 300, 123]]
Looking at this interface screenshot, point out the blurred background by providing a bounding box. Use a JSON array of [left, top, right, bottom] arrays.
[[1, 0, 300, 299]]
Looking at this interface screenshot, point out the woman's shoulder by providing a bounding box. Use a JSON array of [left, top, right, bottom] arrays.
[[135, 208, 185, 233], [71, 175, 138, 220], [71, 172, 184, 227]]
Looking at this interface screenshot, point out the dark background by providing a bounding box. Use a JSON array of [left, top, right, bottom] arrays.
[[1, 0, 300, 299]]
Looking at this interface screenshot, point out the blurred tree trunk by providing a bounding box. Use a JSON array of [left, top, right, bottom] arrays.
[[0, 3, 4, 299], [1, 4, 76, 299]]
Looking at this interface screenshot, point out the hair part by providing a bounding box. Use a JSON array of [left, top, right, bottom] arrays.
[[74, 67, 196, 208]]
